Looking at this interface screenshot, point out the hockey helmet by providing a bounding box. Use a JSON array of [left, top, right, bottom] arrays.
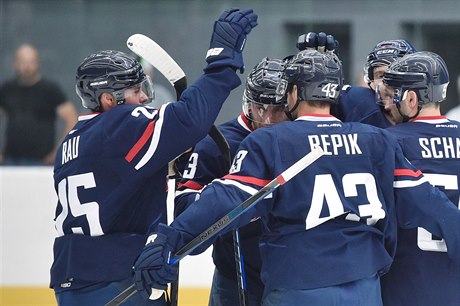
[[76, 50, 154, 111], [380, 51, 449, 105], [242, 57, 288, 125], [365, 39, 416, 83], [276, 49, 343, 105]]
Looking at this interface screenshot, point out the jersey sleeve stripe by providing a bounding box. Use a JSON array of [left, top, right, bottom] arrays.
[[125, 120, 156, 163], [394, 169, 423, 178], [223, 174, 271, 187], [175, 188, 200, 197], [134, 105, 168, 170], [393, 168, 426, 188], [393, 176, 428, 188], [177, 180, 204, 191]]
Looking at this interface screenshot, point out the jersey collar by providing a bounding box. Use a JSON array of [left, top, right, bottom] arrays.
[[238, 113, 254, 131], [78, 112, 100, 121], [410, 116, 449, 124], [296, 113, 341, 122]]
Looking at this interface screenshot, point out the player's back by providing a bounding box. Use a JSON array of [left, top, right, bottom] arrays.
[[51, 105, 169, 290], [54, 107, 169, 236], [381, 116, 460, 306], [248, 115, 400, 292]]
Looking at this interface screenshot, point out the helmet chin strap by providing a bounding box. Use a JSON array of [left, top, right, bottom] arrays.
[[395, 90, 421, 123], [284, 86, 302, 121], [284, 96, 301, 121], [395, 102, 421, 123]]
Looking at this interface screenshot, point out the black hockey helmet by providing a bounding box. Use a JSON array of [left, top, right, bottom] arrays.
[[242, 57, 287, 124], [276, 49, 343, 105], [382, 51, 449, 105], [365, 39, 416, 83], [76, 50, 153, 111]]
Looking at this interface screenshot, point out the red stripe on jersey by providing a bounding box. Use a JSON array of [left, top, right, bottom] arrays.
[[125, 121, 156, 163], [240, 113, 254, 131], [223, 174, 271, 187], [410, 115, 447, 122], [394, 169, 423, 178], [177, 180, 204, 191]]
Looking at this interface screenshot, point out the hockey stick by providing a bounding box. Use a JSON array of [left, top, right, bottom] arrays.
[[128, 33, 232, 171], [127, 34, 186, 100], [233, 228, 248, 306], [105, 147, 325, 306], [127, 33, 184, 306], [211, 129, 247, 306], [126, 34, 234, 305]]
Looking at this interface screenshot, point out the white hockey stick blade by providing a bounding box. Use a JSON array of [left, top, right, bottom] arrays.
[[127, 34, 186, 85], [149, 288, 164, 300]]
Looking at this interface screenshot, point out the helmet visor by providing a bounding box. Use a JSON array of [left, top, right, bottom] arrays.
[[243, 92, 288, 125], [113, 76, 155, 105]]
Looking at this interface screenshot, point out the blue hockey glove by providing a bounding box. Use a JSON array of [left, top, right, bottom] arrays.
[[133, 226, 181, 300], [297, 32, 339, 54], [204, 8, 258, 74]]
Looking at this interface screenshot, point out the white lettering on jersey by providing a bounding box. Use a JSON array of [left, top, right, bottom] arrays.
[[183, 153, 199, 179], [62, 136, 80, 165], [419, 137, 460, 159], [306, 172, 385, 230], [417, 173, 459, 252], [308, 133, 362, 156], [55, 172, 104, 237], [230, 150, 248, 174], [60, 282, 72, 288], [131, 107, 158, 119]]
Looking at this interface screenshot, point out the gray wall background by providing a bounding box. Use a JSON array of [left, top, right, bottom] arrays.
[[1, 0, 460, 124]]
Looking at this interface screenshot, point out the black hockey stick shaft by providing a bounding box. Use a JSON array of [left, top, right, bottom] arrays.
[[210, 126, 248, 306], [105, 147, 324, 306], [233, 228, 248, 306], [105, 285, 137, 306]]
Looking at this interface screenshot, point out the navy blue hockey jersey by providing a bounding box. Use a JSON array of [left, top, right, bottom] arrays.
[[168, 114, 460, 296], [381, 116, 460, 306], [50, 68, 241, 291], [175, 113, 266, 297], [333, 85, 393, 128]]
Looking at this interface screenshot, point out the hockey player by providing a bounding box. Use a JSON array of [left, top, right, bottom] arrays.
[[49, 8, 258, 306], [132, 49, 460, 305], [297, 33, 416, 127], [174, 57, 287, 306], [377, 51, 460, 306]]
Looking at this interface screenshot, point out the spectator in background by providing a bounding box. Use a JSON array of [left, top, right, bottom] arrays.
[[0, 44, 78, 165]]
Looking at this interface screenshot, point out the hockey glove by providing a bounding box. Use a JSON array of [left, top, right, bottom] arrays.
[[204, 8, 258, 74], [297, 32, 339, 54], [133, 225, 181, 300]]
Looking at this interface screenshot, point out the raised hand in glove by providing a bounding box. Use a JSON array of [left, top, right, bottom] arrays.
[[133, 227, 180, 300], [297, 32, 339, 54], [205, 8, 258, 73]]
